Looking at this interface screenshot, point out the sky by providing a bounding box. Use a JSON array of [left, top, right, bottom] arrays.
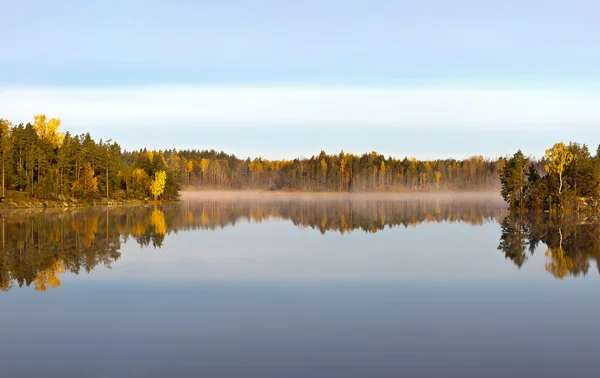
[[1, 0, 600, 160]]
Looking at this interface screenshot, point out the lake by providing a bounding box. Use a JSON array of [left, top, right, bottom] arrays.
[[1, 192, 599, 377]]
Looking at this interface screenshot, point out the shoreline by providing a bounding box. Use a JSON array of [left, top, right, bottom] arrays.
[[0, 189, 505, 210], [0, 194, 176, 210]]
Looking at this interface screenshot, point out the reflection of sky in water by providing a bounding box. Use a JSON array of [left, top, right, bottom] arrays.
[[64, 219, 558, 284], [2, 281, 600, 378]]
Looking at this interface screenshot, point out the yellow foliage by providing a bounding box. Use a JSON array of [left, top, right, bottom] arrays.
[[131, 221, 146, 236], [33, 114, 64, 148], [168, 155, 181, 170], [149, 170, 167, 200], [131, 168, 147, 183], [544, 142, 574, 194], [545, 247, 577, 279], [82, 216, 99, 248], [150, 209, 167, 235], [34, 260, 66, 292], [248, 158, 264, 174], [0, 119, 11, 136], [72, 163, 98, 198], [339, 153, 348, 174], [320, 159, 328, 175], [200, 158, 211, 175]]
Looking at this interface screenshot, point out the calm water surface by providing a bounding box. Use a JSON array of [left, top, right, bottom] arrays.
[[1, 193, 599, 377]]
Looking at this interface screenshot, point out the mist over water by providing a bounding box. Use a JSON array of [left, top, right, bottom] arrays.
[[1, 192, 599, 377]]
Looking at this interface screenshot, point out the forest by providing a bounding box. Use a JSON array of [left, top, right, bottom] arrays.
[[172, 148, 500, 192], [0, 115, 502, 204], [4, 115, 599, 212], [500, 142, 600, 212], [0, 115, 180, 202]]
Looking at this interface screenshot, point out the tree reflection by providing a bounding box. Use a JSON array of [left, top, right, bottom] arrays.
[[498, 213, 600, 279], [0, 198, 505, 291]]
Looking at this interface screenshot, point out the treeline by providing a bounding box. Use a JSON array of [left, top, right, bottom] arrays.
[[170, 150, 500, 191], [0, 116, 179, 201], [500, 142, 600, 212], [1, 115, 503, 198]]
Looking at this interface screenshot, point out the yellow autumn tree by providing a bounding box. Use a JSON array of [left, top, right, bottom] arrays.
[[435, 171, 442, 190], [545, 142, 574, 195], [186, 160, 194, 183], [33, 114, 64, 148], [339, 151, 348, 190], [200, 158, 211, 181], [72, 163, 98, 198], [320, 158, 328, 175], [150, 170, 167, 200]]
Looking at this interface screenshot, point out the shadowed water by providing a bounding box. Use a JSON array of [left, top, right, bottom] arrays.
[[1, 194, 599, 377]]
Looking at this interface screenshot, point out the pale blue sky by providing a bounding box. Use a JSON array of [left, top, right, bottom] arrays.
[[2, 0, 600, 159]]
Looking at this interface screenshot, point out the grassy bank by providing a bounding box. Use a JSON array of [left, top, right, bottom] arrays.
[[0, 190, 175, 209]]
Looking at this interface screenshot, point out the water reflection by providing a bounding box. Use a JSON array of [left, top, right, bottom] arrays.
[[3, 197, 599, 291], [498, 213, 600, 279], [0, 198, 504, 291]]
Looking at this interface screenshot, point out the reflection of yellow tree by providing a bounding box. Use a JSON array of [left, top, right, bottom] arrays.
[[544, 228, 576, 279], [150, 209, 167, 235], [545, 247, 577, 279], [200, 210, 210, 226], [319, 214, 328, 234], [131, 221, 146, 236], [72, 216, 99, 248], [34, 260, 65, 292], [0, 275, 12, 292], [339, 215, 348, 234]]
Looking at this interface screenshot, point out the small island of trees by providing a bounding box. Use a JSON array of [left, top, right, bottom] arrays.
[[499, 142, 600, 212]]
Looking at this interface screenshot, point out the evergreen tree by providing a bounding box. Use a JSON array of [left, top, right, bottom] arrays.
[[499, 150, 530, 209]]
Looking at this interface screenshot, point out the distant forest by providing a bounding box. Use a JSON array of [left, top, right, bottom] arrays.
[[0, 115, 502, 201]]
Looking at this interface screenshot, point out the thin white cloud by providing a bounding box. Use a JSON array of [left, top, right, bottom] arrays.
[[2, 85, 600, 128]]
